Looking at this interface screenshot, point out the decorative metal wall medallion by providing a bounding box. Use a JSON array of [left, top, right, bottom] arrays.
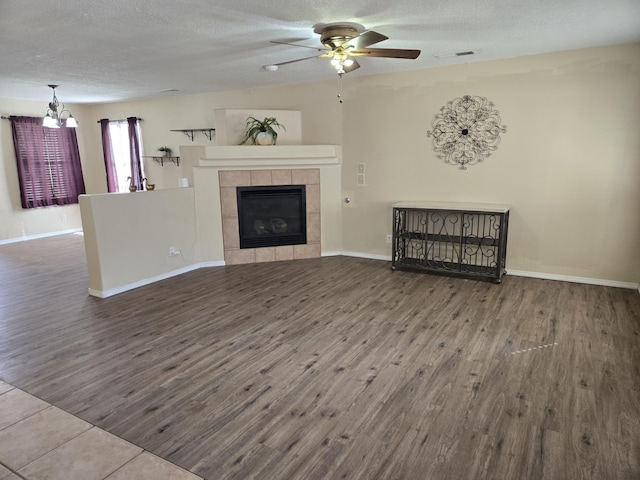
[[427, 95, 507, 170]]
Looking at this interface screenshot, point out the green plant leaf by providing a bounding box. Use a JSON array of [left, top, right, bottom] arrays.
[[239, 116, 286, 145]]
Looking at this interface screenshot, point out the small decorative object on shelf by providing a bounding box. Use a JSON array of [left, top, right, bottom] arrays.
[[392, 201, 509, 283], [426, 95, 507, 170], [157, 146, 172, 157], [239, 116, 285, 145], [143, 178, 155, 191], [126, 176, 137, 192]]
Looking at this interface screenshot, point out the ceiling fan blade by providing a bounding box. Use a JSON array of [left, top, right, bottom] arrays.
[[350, 48, 421, 59], [344, 30, 388, 50], [270, 40, 327, 52], [273, 55, 321, 66]]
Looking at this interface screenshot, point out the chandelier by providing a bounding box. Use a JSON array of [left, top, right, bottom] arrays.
[[43, 85, 77, 128]]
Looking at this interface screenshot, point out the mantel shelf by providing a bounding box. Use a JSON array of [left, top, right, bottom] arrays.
[[170, 128, 215, 141], [199, 145, 341, 167]]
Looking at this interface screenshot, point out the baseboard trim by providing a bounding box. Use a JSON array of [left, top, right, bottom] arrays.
[[200, 261, 226, 268], [87, 253, 640, 298], [338, 251, 639, 291], [0, 228, 83, 245], [506, 269, 638, 290], [341, 251, 392, 262], [89, 261, 225, 298]]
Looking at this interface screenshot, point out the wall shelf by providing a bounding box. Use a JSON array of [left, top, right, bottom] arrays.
[[144, 156, 180, 167], [170, 128, 215, 141]]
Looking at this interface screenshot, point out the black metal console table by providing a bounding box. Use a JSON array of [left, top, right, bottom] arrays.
[[392, 201, 510, 283]]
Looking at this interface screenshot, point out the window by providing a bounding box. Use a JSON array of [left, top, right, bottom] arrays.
[[10, 116, 86, 209], [100, 117, 144, 193]]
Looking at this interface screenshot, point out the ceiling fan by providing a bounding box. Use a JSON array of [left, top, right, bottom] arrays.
[[271, 23, 421, 75]]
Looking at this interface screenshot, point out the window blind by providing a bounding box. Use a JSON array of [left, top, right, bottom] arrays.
[[10, 116, 85, 209]]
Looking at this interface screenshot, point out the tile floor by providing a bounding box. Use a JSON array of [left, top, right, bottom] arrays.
[[0, 380, 202, 480]]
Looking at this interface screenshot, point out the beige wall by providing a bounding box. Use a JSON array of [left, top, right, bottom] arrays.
[[79, 188, 198, 295], [80, 83, 344, 195], [2, 43, 639, 285], [0, 97, 95, 241], [339, 44, 640, 283]]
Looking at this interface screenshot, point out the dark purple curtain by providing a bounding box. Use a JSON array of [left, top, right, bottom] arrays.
[[127, 116, 144, 191], [99, 118, 118, 192], [10, 116, 86, 209]]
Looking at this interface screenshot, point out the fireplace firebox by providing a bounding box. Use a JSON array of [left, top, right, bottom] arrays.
[[236, 185, 307, 249]]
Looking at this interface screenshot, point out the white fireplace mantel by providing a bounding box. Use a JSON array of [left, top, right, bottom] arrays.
[[199, 145, 341, 168]]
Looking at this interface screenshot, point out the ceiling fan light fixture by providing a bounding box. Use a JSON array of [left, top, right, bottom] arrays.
[[272, 23, 419, 81], [330, 48, 353, 71]]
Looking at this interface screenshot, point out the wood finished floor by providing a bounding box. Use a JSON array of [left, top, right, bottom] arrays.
[[1, 234, 639, 479]]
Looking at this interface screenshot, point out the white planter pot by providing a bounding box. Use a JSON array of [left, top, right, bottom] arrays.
[[256, 131, 274, 145]]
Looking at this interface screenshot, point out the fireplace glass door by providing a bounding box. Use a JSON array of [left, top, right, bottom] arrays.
[[236, 185, 307, 248]]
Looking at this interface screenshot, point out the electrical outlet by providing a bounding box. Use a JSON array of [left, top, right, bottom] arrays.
[[386, 234, 392, 244], [60, 214, 67, 223], [357, 174, 365, 186], [358, 163, 366, 174]]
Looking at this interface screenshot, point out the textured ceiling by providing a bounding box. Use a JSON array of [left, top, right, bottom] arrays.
[[1, 0, 639, 104]]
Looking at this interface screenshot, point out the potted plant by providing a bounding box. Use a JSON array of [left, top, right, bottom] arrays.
[[239, 116, 285, 145], [158, 146, 172, 157]]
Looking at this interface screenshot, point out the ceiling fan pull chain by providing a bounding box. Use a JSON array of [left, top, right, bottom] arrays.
[[337, 73, 344, 103]]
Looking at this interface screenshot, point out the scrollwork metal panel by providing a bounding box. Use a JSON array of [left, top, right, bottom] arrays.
[[461, 213, 501, 274], [424, 211, 462, 271]]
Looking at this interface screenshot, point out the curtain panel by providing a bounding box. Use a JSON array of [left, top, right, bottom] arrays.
[[10, 116, 85, 209], [127, 116, 144, 191], [99, 117, 144, 192], [99, 118, 118, 192]]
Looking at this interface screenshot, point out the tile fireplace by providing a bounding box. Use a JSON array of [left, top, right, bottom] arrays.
[[219, 169, 321, 265], [190, 142, 342, 266]]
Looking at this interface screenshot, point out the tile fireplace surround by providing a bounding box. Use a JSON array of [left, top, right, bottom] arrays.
[[191, 144, 342, 267], [219, 169, 321, 265]]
